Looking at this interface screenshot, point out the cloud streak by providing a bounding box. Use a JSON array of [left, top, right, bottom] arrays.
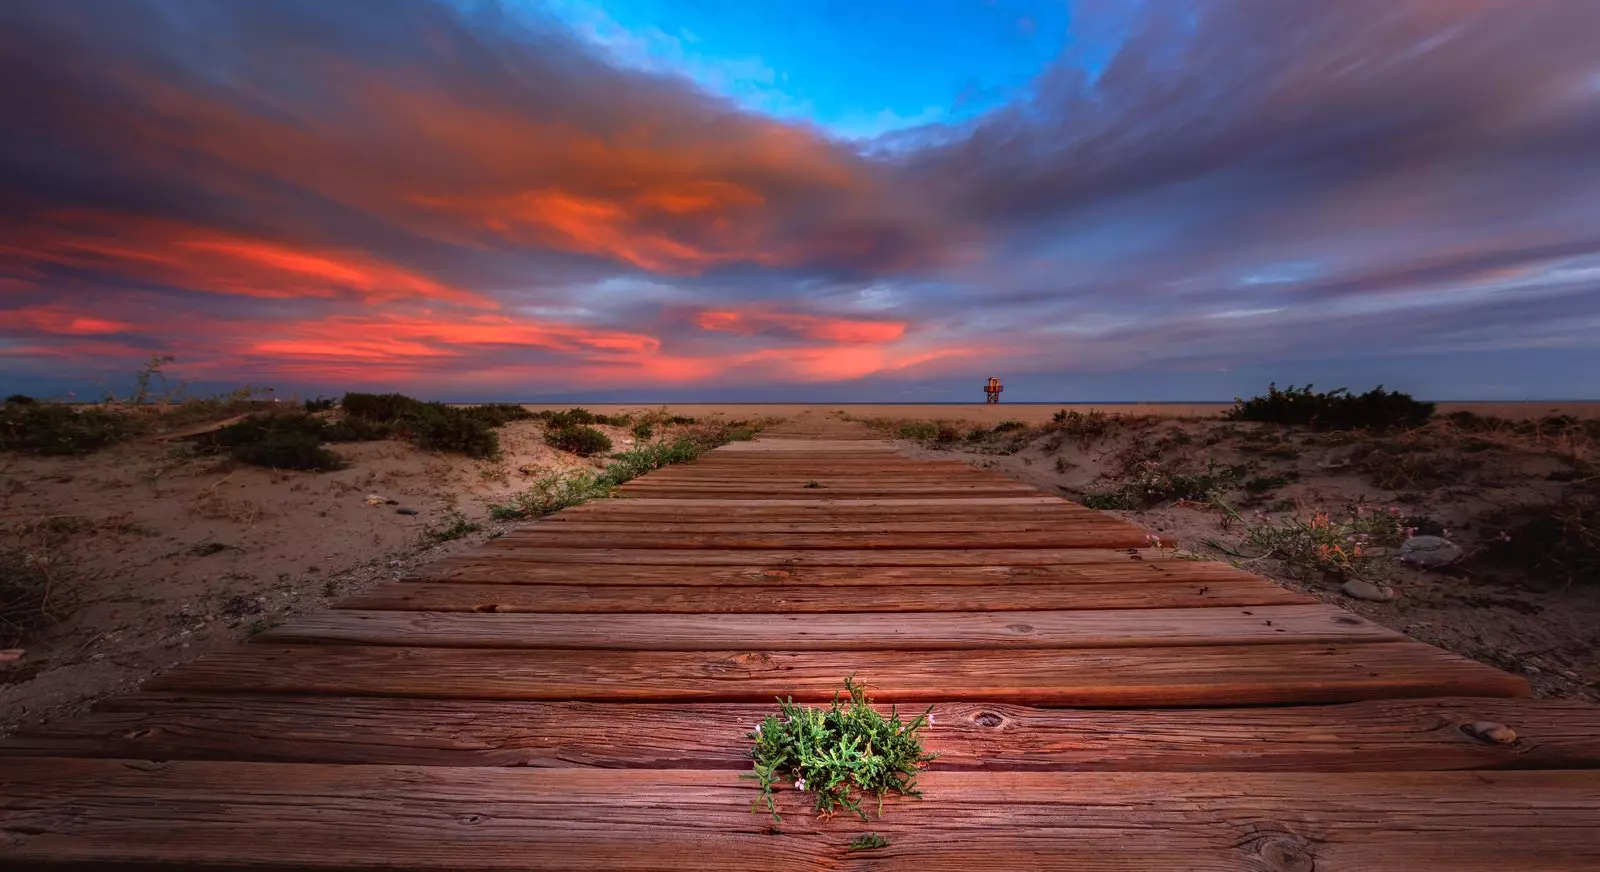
[[2, 0, 1599, 399]]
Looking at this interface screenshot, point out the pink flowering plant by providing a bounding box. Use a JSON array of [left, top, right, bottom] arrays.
[[1213, 503, 1412, 580], [745, 676, 936, 822]]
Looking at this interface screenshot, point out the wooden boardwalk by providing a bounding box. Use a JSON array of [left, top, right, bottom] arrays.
[[4, 412, 1600, 869]]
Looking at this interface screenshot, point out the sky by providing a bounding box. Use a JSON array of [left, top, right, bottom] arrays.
[[3, 0, 1600, 402]]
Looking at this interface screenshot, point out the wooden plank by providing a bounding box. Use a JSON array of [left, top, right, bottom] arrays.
[[499, 530, 1158, 549], [3, 762, 1597, 870], [467, 547, 1170, 565], [568, 496, 1068, 507], [146, 643, 1531, 705], [7, 695, 1597, 771], [531, 520, 1135, 532], [416, 560, 1274, 586], [331, 579, 1316, 612], [260, 605, 1399, 650]]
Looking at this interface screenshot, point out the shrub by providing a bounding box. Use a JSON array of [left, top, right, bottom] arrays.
[[0, 403, 135, 455], [1481, 482, 1599, 586], [207, 413, 346, 471], [5, 394, 37, 405], [992, 420, 1027, 433], [545, 407, 597, 428], [668, 415, 697, 425], [303, 396, 336, 413], [545, 424, 612, 456], [1, 545, 79, 646], [341, 392, 420, 422], [490, 469, 611, 520], [1210, 502, 1411, 580], [897, 422, 938, 441], [632, 421, 655, 440], [321, 416, 394, 442], [1051, 409, 1118, 446], [1079, 460, 1236, 510], [403, 407, 499, 458], [460, 404, 533, 427], [1226, 383, 1434, 431]]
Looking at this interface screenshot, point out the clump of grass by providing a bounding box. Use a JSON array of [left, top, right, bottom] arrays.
[[1210, 502, 1412, 580], [897, 422, 937, 441], [545, 424, 613, 456], [1051, 409, 1121, 447], [339, 392, 506, 458], [204, 412, 347, 472], [746, 676, 935, 823], [1, 546, 78, 646], [631, 421, 654, 440], [1080, 460, 1236, 510], [1480, 479, 1599, 586], [0, 403, 135, 456], [489, 470, 607, 521], [1226, 383, 1434, 431], [424, 509, 482, 543]]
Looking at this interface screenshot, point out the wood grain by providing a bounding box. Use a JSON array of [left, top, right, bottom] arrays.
[[7, 696, 1597, 771], [146, 643, 1530, 705], [466, 547, 1171, 565], [331, 579, 1316, 612], [3, 761, 1597, 870], [260, 605, 1400, 650]]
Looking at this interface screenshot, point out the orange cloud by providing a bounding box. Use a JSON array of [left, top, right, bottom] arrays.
[[3, 212, 490, 308], [694, 308, 906, 343]]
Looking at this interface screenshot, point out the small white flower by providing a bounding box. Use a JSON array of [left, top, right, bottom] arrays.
[[754, 724, 761, 735], [794, 778, 806, 791], [927, 714, 934, 726]]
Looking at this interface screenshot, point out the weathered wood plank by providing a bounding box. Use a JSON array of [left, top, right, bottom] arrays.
[[331, 579, 1315, 612], [6, 696, 1596, 771], [3, 762, 1597, 870], [531, 520, 1134, 532], [260, 605, 1399, 650], [468, 547, 1169, 565], [146, 643, 1530, 705], [500, 529, 1157, 549], [415, 560, 1280, 586]]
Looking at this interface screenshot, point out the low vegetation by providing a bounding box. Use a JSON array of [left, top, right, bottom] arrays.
[[490, 423, 763, 520], [1080, 460, 1237, 510], [423, 510, 483, 544], [1, 545, 77, 647], [1209, 503, 1413, 580], [1481, 479, 1599, 586], [544, 424, 613, 456], [341, 392, 527, 458], [1225, 383, 1435, 431], [746, 677, 935, 822], [0, 401, 134, 456]]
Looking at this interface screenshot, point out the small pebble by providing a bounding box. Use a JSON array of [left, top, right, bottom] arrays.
[[396, 507, 419, 516], [1340, 579, 1397, 602], [1463, 721, 1518, 745]]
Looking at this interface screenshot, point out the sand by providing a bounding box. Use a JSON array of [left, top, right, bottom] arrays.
[[523, 402, 1600, 426]]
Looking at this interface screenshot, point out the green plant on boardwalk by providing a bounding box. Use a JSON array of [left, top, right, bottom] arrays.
[[745, 676, 935, 823]]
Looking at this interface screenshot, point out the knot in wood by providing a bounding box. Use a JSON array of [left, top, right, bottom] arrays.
[[1005, 623, 1035, 635], [708, 652, 778, 674], [973, 711, 1005, 728], [1243, 831, 1316, 872], [455, 813, 486, 826]]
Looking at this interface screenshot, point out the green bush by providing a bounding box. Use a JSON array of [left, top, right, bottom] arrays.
[[1051, 409, 1120, 446], [5, 394, 37, 405], [303, 396, 336, 413], [897, 422, 937, 441], [338, 393, 503, 457], [460, 404, 533, 427], [403, 407, 499, 458], [545, 407, 597, 428], [1079, 461, 1236, 510], [340, 392, 421, 422], [632, 421, 655, 440], [321, 416, 394, 442], [1226, 383, 1434, 431], [206, 413, 346, 471], [0, 403, 135, 456], [545, 424, 612, 456]]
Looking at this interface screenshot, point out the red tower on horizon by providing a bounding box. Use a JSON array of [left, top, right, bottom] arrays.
[[984, 376, 1003, 404]]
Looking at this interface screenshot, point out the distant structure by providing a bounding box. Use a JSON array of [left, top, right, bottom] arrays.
[[984, 376, 1003, 404]]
